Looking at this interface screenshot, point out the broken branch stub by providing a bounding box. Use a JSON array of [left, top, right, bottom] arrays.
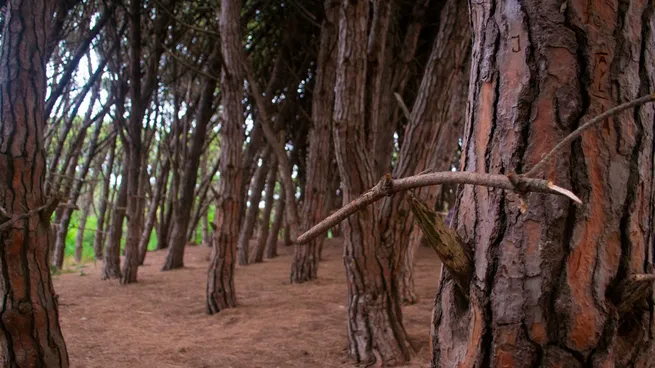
[[407, 191, 473, 295]]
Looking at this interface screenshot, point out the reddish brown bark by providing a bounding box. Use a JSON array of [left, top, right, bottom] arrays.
[[0, 0, 70, 364], [206, 0, 245, 314], [290, 0, 339, 283], [332, 0, 412, 364], [431, 0, 655, 366]]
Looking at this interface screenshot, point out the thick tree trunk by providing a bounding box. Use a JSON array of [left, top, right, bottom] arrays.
[[163, 49, 220, 271], [290, 0, 338, 283], [94, 135, 117, 260], [332, 0, 412, 364], [252, 161, 277, 263], [207, 0, 245, 314], [0, 0, 70, 364], [102, 163, 128, 280], [430, 0, 655, 366], [265, 187, 285, 259], [237, 148, 270, 265]]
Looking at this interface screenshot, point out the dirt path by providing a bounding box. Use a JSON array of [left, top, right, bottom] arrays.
[[53, 238, 441, 367]]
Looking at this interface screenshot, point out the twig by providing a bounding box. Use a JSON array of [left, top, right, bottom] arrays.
[[524, 93, 655, 177], [296, 172, 581, 244], [0, 204, 50, 232]]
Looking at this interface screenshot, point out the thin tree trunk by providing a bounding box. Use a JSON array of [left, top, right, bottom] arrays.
[[332, 0, 412, 364], [252, 160, 277, 262], [377, 0, 470, 306], [0, 0, 70, 364], [431, 0, 655, 365], [139, 154, 169, 265], [94, 135, 117, 260], [207, 0, 245, 314], [290, 0, 339, 283], [163, 49, 221, 270], [237, 147, 270, 265], [74, 168, 99, 263], [265, 186, 285, 259], [102, 162, 128, 280], [158, 170, 174, 250]]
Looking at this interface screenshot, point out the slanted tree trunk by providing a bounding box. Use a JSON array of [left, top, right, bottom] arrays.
[[265, 186, 285, 258], [94, 135, 117, 260], [102, 163, 128, 280], [237, 147, 270, 265], [430, 0, 655, 365], [139, 152, 169, 265], [377, 0, 471, 306], [290, 0, 338, 283], [206, 0, 245, 314], [252, 159, 277, 262], [74, 167, 99, 263], [332, 0, 412, 364], [157, 171, 174, 250], [120, 0, 146, 285], [0, 0, 70, 364], [163, 49, 221, 271]]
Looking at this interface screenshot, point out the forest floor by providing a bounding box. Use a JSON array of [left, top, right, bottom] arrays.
[[53, 238, 442, 368]]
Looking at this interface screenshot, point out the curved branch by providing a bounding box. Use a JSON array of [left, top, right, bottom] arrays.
[[296, 172, 581, 244]]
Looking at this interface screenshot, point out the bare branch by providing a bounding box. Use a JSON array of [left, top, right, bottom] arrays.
[[524, 93, 655, 177], [296, 172, 581, 244]]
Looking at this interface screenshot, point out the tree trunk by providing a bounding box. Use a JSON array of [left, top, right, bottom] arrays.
[[252, 161, 277, 262], [431, 0, 655, 366], [332, 0, 412, 364], [94, 135, 117, 260], [0, 0, 70, 364], [139, 153, 168, 265], [74, 168, 99, 263], [376, 0, 471, 306], [237, 147, 270, 265], [206, 0, 245, 314], [102, 163, 128, 280], [290, 0, 339, 283], [163, 49, 221, 271], [265, 186, 285, 259], [157, 169, 174, 250]]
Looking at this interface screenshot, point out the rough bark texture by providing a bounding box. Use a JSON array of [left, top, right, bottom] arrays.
[[332, 0, 412, 364], [163, 49, 220, 271], [0, 0, 70, 364], [206, 0, 245, 314], [431, 0, 655, 366], [384, 0, 471, 305], [237, 148, 270, 265], [252, 160, 277, 262], [139, 151, 168, 265], [290, 0, 338, 283]]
